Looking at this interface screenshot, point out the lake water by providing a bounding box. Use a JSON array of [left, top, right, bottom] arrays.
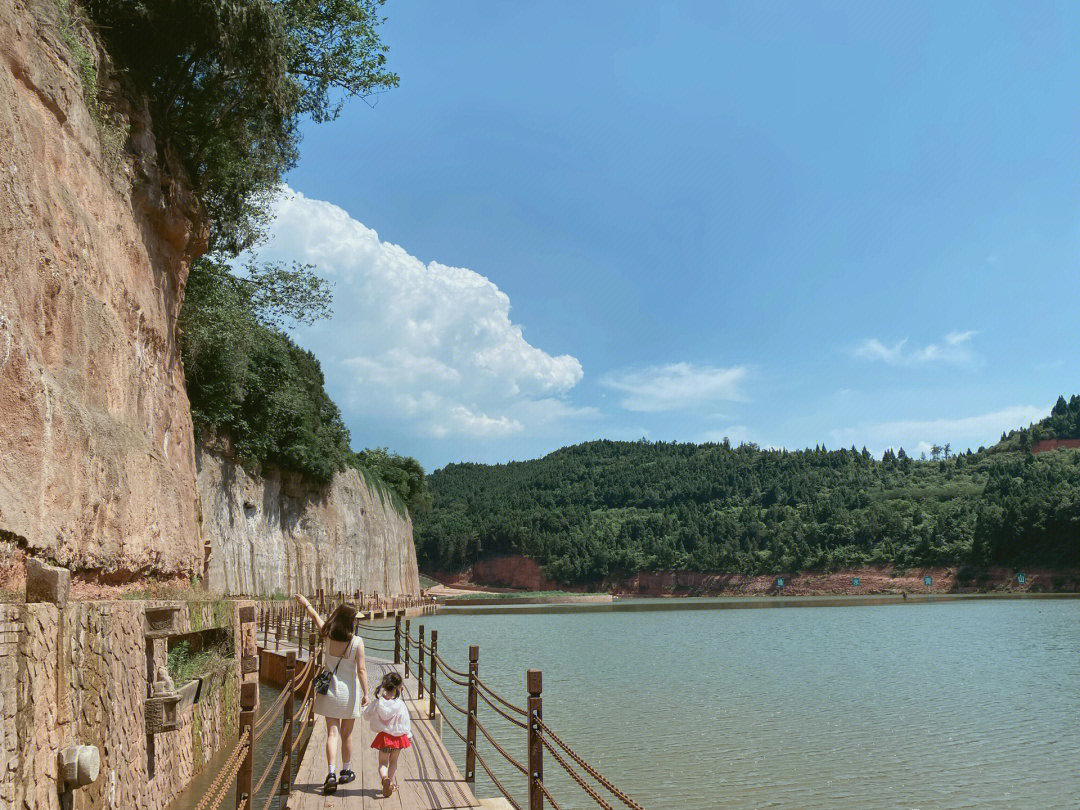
[[411, 598, 1079, 810]]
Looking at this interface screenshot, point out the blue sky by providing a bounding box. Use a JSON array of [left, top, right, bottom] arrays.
[[253, 1, 1080, 471]]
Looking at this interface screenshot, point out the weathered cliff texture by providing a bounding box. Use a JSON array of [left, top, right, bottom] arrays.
[[197, 448, 420, 597], [1, 599, 242, 810], [0, 0, 206, 578]]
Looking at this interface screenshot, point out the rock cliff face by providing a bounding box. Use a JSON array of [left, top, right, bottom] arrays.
[[197, 448, 419, 597], [0, 0, 206, 578]]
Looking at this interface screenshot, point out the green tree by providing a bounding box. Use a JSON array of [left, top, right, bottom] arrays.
[[85, 0, 399, 253]]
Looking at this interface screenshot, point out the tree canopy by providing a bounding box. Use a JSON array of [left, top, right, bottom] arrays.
[[85, 0, 398, 253], [415, 404, 1080, 584]]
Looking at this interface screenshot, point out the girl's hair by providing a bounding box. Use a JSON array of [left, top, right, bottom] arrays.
[[319, 603, 357, 643], [376, 671, 403, 699]]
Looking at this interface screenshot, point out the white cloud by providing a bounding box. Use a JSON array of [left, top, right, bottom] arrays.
[[853, 330, 978, 366], [600, 362, 747, 412], [830, 404, 1044, 454], [251, 188, 586, 439]]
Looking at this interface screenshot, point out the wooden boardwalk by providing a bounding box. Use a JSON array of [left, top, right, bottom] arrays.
[[288, 658, 480, 810]]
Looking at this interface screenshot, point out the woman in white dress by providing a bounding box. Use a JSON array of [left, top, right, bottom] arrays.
[[295, 594, 370, 794]]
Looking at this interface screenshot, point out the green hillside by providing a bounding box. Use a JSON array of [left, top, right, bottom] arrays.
[[415, 400, 1080, 584]]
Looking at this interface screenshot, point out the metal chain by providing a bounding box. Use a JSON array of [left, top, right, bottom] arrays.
[[473, 714, 528, 775], [536, 718, 645, 810], [431, 651, 470, 679], [435, 681, 469, 716], [438, 702, 469, 744], [539, 733, 614, 810], [471, 737, 524, 810], [193, 728, 250, 810], [474, 676, 528, 716], [255, 758, 288, 810], [538, 778, 567, 810], [433, 657, 470, 687], [475, 683, 528, 729]]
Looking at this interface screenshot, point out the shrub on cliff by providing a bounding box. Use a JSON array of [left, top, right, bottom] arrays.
[[181, 257, 349, 482], [84, 0, 398, 253], [181, 258, 428, 510]]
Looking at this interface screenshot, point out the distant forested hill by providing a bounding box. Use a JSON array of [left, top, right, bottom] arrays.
[[415, 399, 1080, 583]]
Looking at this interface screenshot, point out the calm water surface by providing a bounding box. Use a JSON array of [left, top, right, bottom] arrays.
[[415, 599, 1079, 810]]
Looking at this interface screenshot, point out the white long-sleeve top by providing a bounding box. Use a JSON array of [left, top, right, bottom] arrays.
[[364, 694, 412, 738]]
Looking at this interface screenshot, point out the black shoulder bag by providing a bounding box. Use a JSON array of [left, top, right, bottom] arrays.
[[314, 640, 348, 695]]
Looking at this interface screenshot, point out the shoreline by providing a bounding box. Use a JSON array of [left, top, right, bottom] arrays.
[[437, 590, 1080, 614], [428, 559, 1080, 599]]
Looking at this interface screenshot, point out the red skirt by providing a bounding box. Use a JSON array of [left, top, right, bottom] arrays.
[[371, 731, 411, 750]]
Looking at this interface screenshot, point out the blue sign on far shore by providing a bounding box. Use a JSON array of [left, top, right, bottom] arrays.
[[852, 577, 860, 587], [924, 576, 933, 586], [1017, 573, 1026, 584], [776, 577, 785, 588]]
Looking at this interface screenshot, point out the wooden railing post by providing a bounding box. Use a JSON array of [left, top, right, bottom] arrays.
[[275, 609, 281, 651], [527, 670, 543, 810], [417, 625, 425, 700], [308, 631, 317, 728], [465, 645, 478, 783], [404, 619, 411, 678], [282, 651, 296, 794], [236, 681, 257, 809], [394, 614, 402, 664], [429, 630, 438, 719]]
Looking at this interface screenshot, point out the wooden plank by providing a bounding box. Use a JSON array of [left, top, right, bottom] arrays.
[[288, 657, 478, 810]]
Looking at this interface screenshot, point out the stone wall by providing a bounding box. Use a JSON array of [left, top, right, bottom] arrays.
[[198, 448, 420, 597], [0, 598, 247, 810], [0, 0, 206, 579]]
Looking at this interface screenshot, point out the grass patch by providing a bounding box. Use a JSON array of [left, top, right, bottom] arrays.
[[167, 640, 233, 685], [418, 575, 441, 590], [56, 0, 128, 167]]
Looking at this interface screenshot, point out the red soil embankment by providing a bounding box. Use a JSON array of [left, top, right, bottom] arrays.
[[430, 556, 561, 592], [428, 556, 1080, 596]]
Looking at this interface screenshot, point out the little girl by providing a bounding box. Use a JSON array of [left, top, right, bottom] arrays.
[[363, 671, 412, 797]]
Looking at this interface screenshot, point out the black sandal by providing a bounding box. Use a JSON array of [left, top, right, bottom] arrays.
[[323, 772, 338, 794], [339, 768, 355, 785]]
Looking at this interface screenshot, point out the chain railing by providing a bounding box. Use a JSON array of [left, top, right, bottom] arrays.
[[198, 592, 640, 810], [176, 592, 432, 810], [401, 621, 648, 810]]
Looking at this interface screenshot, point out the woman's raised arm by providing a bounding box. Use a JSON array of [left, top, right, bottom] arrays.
[[294, 594, 324, 632], [355, 637, 370, 705]]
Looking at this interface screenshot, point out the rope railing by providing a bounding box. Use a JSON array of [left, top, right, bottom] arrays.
[[193, 727, 249, 810], [475, 675, 529, 716], [538, 733, 614, 810], [535, 717, 646, 810], [244, 595, 644, 810], [399, 621, 647, 810]]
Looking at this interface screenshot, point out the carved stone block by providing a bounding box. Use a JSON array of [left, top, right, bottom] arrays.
[[25, 558, 70, 608], [145, 693, 182, 734], [144, 605, 182, 638]]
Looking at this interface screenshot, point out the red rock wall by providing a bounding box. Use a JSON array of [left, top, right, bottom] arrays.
[[0, 0, 206, 578], [437, 556, 560, 591], [1032, 438, 1080, 454], [435, 556, 1079, 596]]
